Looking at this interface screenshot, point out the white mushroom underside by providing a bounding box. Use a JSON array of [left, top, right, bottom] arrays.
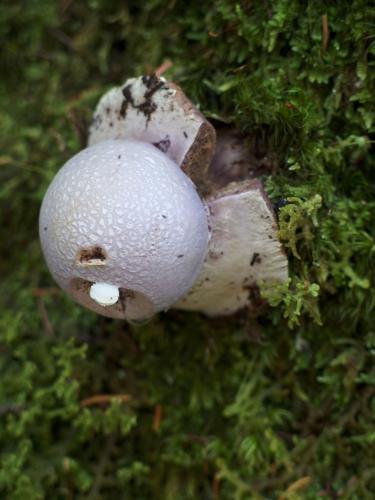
[[174, 180, 288, 316]]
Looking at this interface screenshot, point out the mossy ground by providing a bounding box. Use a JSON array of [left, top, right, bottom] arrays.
[[1, 1, 375, 499]]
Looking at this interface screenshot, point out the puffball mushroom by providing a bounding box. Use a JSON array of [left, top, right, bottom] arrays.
[[39, 139, 209, 321], [39, 74, 288, 321]]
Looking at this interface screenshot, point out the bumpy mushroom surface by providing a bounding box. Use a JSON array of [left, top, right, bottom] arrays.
[[39, 139, 209, 321]]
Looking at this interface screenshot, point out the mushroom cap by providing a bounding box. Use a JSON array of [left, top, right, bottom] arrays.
[[39, 139, 209, 320], [88, 75, 216, 193], [174, 180, 288, 315]]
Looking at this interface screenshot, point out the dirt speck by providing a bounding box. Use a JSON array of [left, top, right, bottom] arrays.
[[122, 76, 165, 124], [91, 113, 103, 130], [250, 252, 262, 266], [153, 136, 171, 153]]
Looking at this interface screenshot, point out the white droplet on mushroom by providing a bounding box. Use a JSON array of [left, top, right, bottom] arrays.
[[89, 282, 119, 306], [39, 74, 289, 321]]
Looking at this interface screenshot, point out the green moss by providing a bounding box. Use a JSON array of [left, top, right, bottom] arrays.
[[0, 1, 374, 498]]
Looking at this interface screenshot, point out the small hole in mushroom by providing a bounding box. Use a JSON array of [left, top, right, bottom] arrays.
[[76, 245, 108, 267]]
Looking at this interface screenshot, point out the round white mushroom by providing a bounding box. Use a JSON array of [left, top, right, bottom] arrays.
[[39, 138, 210, 321], [40, 75, 289, 321]]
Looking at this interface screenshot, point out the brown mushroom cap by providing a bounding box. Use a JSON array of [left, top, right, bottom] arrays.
[[88, 75, 216, 192]]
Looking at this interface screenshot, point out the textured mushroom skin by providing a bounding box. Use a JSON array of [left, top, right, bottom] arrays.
[[39, 139, 209, 320]]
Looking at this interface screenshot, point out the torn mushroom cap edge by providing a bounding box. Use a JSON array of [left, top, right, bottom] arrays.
[[88, 75, 216, 193]]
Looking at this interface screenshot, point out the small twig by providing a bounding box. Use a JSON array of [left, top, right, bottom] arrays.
[[279, 476, 311, 500], [152, 404, 163, 431], [155, 60, 173, 77], [32, 287, 60, 297], [321, 14, 329, 52], [80, 394, 132, 407], [212, 473, 220, 498]]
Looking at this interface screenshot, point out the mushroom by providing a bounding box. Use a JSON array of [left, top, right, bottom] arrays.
[[39, 75, 288, 321], [39, 138, 209, 321], [174, 179, 288, 315], [89, 74, 215, 193]]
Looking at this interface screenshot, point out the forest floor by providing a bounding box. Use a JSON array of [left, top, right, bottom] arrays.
[[0, 1, 374, 499]]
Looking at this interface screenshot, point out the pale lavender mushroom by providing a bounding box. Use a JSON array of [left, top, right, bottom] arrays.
[[39, 139, 210, 321], [39, 75, 288, 321]]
